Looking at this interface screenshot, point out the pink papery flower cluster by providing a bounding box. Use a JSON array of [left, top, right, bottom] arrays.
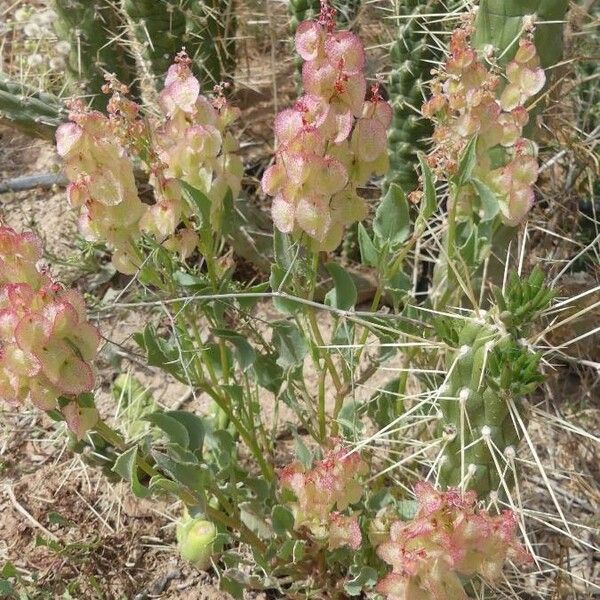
[[261, 5, 391, 251], [278, 439, 367, 549], [56, 52, 243, 275], [376, 482, 531, 600], [0, 226, 100, 438], [422, 24, 545, 226]]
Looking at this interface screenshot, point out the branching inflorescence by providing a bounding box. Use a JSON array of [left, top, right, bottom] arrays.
[[56, 52, 242, 274], [279, 440, 367, 549], [0, 226, 100, 438], [376, 482, 531, 600], [262, 2, 391, 251], [423, 21, 545, 225]]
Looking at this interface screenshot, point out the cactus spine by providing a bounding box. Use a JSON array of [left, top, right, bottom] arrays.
[[122, 0, 237, 91], [0, 75, 65, 139], [386, 1, 442, 192], [52, 0, 135, 109], [436, 269, 553, 498]]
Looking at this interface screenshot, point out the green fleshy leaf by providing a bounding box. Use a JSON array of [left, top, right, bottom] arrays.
[[213, 328, 256, 371], [374, 183, 410, 248], [271, 504, 295, 536], [471, 178, 500, 221], [324, 262, 357, 311], [417, 153, 437, 225], [112, 446, 151, 498], [272, 321, 307, 369], [357, 223, 378, 267], [454, 136, 478, 187], [181, 181, 211, 229]]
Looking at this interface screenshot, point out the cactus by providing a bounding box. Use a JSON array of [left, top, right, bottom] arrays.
[[385, 1, 443, 192], [0, 74, 65, 139], [122, 0, 237, 91], [474, 0, 570, 68], [436, 269, 554, 498], [186, 0, 237, 89], [52, 0, 136, 109]]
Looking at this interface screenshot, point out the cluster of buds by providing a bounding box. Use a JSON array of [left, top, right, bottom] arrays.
[[278, 439, 367, 549], [376, 482, 531, 600], [422, 22, 545, 225], [56, 51, 243, 274], [261, 1, 391, 251], [0, 226, 100, 438]]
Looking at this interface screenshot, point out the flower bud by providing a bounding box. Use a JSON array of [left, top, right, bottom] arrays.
[[176, 516, 218, 570]]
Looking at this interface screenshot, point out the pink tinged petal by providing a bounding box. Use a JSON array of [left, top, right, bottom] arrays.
[[295, 195, 331, 241], [111, 248, 139, 275], [316, 221, 343, 252], [505, 61, 521, 85], [283, 152, 313, 186], [4, 345, 40, 377], [295, 21, 324, 61], [44, 301, 78, 338], [271, 194, 295, 234], [297, 94, 330, 128], [511, 106, 529, 127], [302, 61, 337, 98], [194, 95, 218, 126], [324, 31, 365, 75], [339, 74, 367, 117], [56, 289, 87, 322], [28, 378, 58, 411], [261, 163, 285, 196], [375, 572, 411, 600], [14, 313, 49, 354], [328, 513, 362, 550], [0, 309, 18, 339], [515, 39, 537, 64], [62, 402, 99, 440], [362, 99, 393, 128], [36, 340, 95, 394], [159, 74, 201, 116], [511, 157, 538, 186], [55, 122, 83, 157], [274, 109, 305, 145], [499, 83, 522, 111], [329, 105, 353, 142], [352, 118, 387, 162], [319, 156, 348, 195], [502, 186, 534, 226], [68, 322, 100, 362], [519, 67, 545, 97]]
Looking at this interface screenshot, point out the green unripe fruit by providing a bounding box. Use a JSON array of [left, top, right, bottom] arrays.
[[176, 517, 218, 569]]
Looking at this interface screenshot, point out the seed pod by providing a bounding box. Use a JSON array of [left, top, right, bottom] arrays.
[[176, 516, 218, 569]]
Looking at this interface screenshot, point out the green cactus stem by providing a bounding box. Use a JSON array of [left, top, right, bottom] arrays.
[[436, 269, 553, 498], [52, 0, 136, 109], [123, 0, 237, 91], [0, 74, 65, 139], [386, 1, 444, 192], [474, 0, 570, 68]]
